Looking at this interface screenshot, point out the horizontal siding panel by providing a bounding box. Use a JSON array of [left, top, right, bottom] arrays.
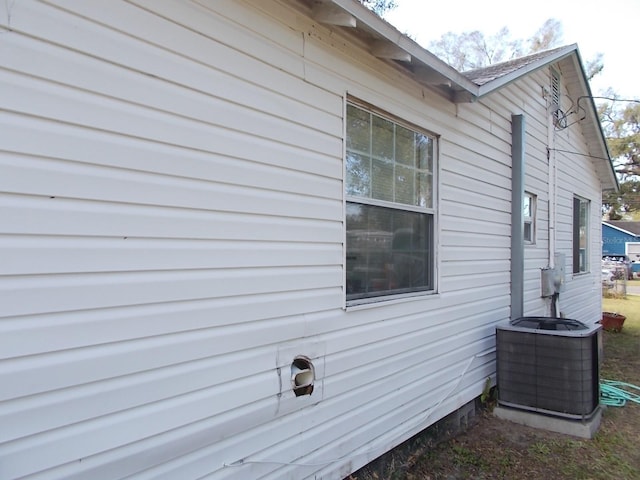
[[5, 0, 341, 116], [0, 372, 280, 480], [1, 70, 341, 158], [321, 313, 502, 377], [440, 202, 511, 225], [440, 284, 512, 305], [441, 246, 511, 262], [440, 184, 511, 213], [440, 272, 510, 293], [0, 290, 340, 359], [194, 341, 494, 480], [1, 31, 340, 144], [0, 315, 311, 401], [0, 266, 341, 317], [440, 231, 510, 249], [1, 236, 341, 275], [444, 259, 510, 277], [0, 156, 341, 220], [442, 131, 511, 169], [311, 294, 508, 339], [441, 216, 511, 237], [443, 147, 512, 188], [16, 396, 297, 480], [0, 346, 275, 442], [254, 357, 493, 480], [0, 110, 342, 181], [2, 195, 342, 241]]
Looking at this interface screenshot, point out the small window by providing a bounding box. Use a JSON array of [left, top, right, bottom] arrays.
[[524, 192, 536, 244], [345, 102, 436, 303], [573, 196, 589, 273]]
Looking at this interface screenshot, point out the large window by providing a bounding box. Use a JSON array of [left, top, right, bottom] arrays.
[[345, 102, 435, 302], [573, 196, 589, 273]]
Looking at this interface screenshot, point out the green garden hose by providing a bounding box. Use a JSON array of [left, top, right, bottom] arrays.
[[600, 379, 640, 407]]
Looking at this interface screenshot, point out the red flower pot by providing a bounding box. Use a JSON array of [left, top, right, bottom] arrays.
[[601, 312, 626, 332]]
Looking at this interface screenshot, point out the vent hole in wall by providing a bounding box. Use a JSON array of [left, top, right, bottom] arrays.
[[291, 356, 315, 397]]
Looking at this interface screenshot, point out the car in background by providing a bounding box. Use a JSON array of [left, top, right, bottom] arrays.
[[602, 255, 633, 280], [602, 267, 616, 288]]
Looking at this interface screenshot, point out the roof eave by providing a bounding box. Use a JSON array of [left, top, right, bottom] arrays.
[[568, 50, 619, 192], [305, 1, 618, 191], [310, 0, 480, 100], [603, 222, 640, 237], [472, 45, 578, 99]]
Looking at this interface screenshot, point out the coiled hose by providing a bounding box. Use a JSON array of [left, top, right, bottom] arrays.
[[600, 379, 640, 407]]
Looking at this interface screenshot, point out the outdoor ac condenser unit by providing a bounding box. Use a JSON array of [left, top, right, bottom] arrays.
[[496, 317, 601, 419]]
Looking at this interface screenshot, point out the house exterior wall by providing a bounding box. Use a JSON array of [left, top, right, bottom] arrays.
[[511, 67, 605, 322], [0, 1, 605, 479], [603, 224, 639, 256], [603, 224, 640, 274]]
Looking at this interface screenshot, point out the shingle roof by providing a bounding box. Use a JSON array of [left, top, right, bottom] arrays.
[[605, 221, 640, 236], [462, 46, 571, 86]]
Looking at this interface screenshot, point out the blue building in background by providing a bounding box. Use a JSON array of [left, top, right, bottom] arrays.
[[602, 221, 640, 277]]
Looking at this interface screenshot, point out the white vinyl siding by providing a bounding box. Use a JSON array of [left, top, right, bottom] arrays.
[[0, 1, 606, 479]]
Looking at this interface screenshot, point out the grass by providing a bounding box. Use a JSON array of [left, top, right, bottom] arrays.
[[350, 294, 640, 480], [601, 295, 640, 381]]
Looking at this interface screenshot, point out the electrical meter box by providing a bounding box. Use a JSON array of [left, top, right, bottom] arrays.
[[541, 253, 566, 297]]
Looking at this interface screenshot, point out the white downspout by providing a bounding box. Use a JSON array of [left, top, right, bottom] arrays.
[[547, 108, 558, 316]]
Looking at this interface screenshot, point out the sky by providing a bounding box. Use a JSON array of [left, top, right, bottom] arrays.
[[383, 0, 640, 99]]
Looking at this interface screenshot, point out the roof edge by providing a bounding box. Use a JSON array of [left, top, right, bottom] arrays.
[[323, 0, 480, 97], [474, 45, 578, 98], [603, 221, 640, 237]]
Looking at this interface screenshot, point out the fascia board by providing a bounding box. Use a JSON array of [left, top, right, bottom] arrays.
[[325, 0, 479, 96]]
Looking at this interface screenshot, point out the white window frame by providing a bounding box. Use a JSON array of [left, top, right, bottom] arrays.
[[524, 192, 536, 244], [573, 196, 590, 274], [345, 99, 437, 305]]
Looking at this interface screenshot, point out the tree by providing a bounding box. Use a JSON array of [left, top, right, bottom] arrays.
[[599, 97, 640, 179], [603, 179, 640, 220], [359, 0, 397, 16], [528, 19, 563, 53], [429, 18, 563, 71], [599, 94, 640, 219], [585, 52, 604, 81], [428, 28, 523, 71]]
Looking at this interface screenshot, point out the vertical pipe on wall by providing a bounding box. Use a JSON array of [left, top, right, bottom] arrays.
[[511, 114, 525, 320]]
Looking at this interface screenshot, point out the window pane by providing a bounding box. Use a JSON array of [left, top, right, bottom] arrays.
[[395, 125, 415, 166], [372, 115, 394, 161], [372, 158, 394, 202], [523, 195, 531, 217], [395, 165, 415, 205], [346, 105, 370, 153], [416, 171, 432, 208], [573, 197, 589, 273], [346, 152, 371, 197], [346, 103, 435, 209], [346, 202, 433, 300], [523, 193, 535, 244], [417, 135, 433, 171], [524, 222, 532, 242], [579, 200, 589, 272]]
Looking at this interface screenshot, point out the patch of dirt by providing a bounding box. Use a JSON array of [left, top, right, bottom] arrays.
[[352, 403, 640, 480]]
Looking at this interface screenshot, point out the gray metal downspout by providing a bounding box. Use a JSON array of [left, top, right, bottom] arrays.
[[511, 114, 525, 320]]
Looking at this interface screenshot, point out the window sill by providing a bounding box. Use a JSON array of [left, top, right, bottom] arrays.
[[345, 290, 438, 311]]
